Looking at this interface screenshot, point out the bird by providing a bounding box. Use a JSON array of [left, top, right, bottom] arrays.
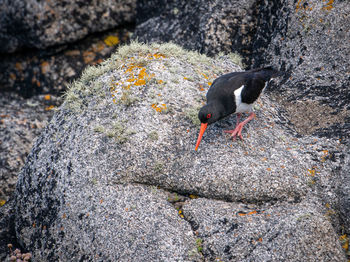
[[194, 67, 282, 151]]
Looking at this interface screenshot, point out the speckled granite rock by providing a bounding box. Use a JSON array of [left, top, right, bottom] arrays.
[[0, 93, 59, 204], [0, 0, 136, 53], [182, 198, 344, 261], [252, 0, 350, 141], [3, 43, 347, 261], [134, 0, 257, 59], [339, 147, 350, 235]]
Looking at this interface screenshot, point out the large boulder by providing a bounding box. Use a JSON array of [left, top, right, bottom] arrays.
[[252, 0, 350, 141], [134, 0, 257, 60], [3, 42, 346, 261], [0, 0, 136, 53]]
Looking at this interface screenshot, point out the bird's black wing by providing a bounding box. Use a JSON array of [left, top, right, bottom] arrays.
[[206, 72, 244, 101]]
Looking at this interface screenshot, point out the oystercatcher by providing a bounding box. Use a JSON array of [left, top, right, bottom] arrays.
[[195, 67, 282, 151]]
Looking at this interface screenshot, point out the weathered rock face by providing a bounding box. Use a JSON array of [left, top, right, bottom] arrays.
[[6, 43, 347, 261], [183, 198, 343, 261], [0, 0, 136, 53], [0, 27, 132, 96], [252, 0, 350, 142], [134, 0, 257, 60], [0, 93, 59, 204]]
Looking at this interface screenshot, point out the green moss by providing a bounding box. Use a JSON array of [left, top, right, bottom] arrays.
[[93, 125, 105, 133], [227, 52, 244, 68], [153, 162, 164, 174], [148, 131, 159, 141], [90, 178, 98, 185], [106, 121, 136, 144], [185, 106, 201, 126], [196, 238, 203, 253], [119, 90, 139, 107]]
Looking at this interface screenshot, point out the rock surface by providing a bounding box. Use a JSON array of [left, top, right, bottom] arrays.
[[0, 93, 59, 204], [183, 198, 344, 261], [0, 0, 136, 53], [134, 0, 257, 60], [3, 43, 346, 261], [0, 26, 132, 97], [252, 0, 350, 142]]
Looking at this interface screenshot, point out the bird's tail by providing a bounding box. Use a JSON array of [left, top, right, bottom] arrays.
[[251, 66, 283, 81]]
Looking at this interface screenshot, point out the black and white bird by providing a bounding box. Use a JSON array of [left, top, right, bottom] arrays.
[[195, 67, 282, 151]]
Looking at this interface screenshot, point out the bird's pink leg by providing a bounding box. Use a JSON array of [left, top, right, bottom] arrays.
[[224, 113, 241, 135], [224, 112, 256, 140], [236, 113, 241, 127]]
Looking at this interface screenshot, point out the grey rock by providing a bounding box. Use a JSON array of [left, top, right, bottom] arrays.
[[339, 146, 350, 234], [0, 198, 17, 262], [0, 26, 132, 96], [0, 93, 58, 203], [182, 197, 345, 261], [0, 0, 136, 53], [134, 0, 257, 59], [11, 43, 347, 260], [252, 0, 350, 141]]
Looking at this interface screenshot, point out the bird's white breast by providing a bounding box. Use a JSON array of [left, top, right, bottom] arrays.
[[234, 85, 253, 113]]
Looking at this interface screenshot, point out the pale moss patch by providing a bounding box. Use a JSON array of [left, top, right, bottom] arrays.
[[93, 125, 105, 133], [227, 52, 244, 68], [148, 131, 159, 141], [185, 106, 202, 126], [105, 122, 136, 144], [119, 90, 139, 107], [217, 51, 245, 69], [153, 162, 164, 174]]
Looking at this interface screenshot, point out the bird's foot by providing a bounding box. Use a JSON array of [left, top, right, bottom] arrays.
[[224, 123, 244, 140]]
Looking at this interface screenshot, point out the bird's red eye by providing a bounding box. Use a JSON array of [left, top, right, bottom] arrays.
[[206, 114, 212, 119]]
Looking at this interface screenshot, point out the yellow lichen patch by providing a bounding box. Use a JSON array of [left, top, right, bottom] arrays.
[[322, 0, 333, 11], [202, 73, 209, 79], [189, 194, 198, 199], [0, 199, 6, 206], [9, 73, 16, 80], [237, 210, 258, 216], [45, 105, 55, 111], [134, 79, 146, 86], [296, 0, 314, 12], [110, 59, 158, 104], [41, 61, 50, 74], [152, 53, 166, 59], [307, 168, 316, 177], [321, 150, 329, 162], [104, 35, 120, 46], [339, 234, 349, 252], [151, 103, 167, 113], [178, 209, 184, 218]]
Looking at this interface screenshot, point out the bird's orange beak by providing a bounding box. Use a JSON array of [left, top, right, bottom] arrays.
[[195, 123, 208, 151]]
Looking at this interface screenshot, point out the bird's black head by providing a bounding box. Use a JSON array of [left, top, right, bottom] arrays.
[[198, 104, 221, 125]]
